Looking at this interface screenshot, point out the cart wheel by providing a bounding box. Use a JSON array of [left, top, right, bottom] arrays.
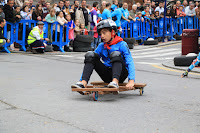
[[92, 92, 98, 101], [139, 88, 144, 96]]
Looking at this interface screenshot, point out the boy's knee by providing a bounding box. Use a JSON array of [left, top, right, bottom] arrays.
[[84, 51, 99, 63], [110, 51, 122, 63]]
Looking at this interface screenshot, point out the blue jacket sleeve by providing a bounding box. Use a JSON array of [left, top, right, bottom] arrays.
[[94, 43, 104, 58], [120, 41, 135, 81]]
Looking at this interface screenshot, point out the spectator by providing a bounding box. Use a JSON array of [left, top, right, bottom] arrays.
[[135, 12, 144, 22], [66, 14, 75, 43], [0, 5, 5, 18], [55, 0, 65, 12], [45, 8, 56, 43], [121, 2, 134, 24], [43, 2, 50, 18], [0, 18, 10, 48], [90, 2, 98, 32], [151, 1, 156, 10], [76, 0, 88, 29], [154, 11, 160, 19], [74, 19, 80, 38], [129, 4, 138, 20], [55, 11, 67, 41], [111, 3, 122, 36], [20, 5, 32, 20], [3, 0, 15, 50], [185, 3, 196, 16], [64, 0, 70, 15], [52, 3, 57, 10], [176, 1, 181, 9], [177, 5, 186, 17], [29, 0, 35, 9], [32, 4, 44, 21], [182, 0, 188, 12], [166, 8, 171, 18], [196, 3, 200, 18], [102, 3, 111, 20], [91, 25, 98, 50], [27, 21, 49, 54], [195, 1, 199, 9], [136, 2, 143, 11], [100, 0, 106, 14], [38, 0, 48, 19], [111, 0, 118, 11], [13, 5, 22, 22], [45, 8, 56, 23], [70, 4, 75, 20], [171, 4, 177, 18], [23, 1, 30, 7], [74, 0, 79, 10], [155, 1, 164, 15], [80, 23, 88, 35]]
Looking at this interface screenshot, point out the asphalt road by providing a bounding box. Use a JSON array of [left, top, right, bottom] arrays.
[[0, 42, 200, 133]]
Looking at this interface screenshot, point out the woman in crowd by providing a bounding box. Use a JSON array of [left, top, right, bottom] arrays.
[[20, 5, 32, 20], [32, 4, 44, 21], [45, 8, 56, 44]]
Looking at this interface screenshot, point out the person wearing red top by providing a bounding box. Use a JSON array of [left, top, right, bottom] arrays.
[[177, 5, 186, 17], [80, 23, 88, 35]]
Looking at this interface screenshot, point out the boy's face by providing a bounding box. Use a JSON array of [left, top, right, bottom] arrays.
[[100, 29, 112, 43], [16, 7, 20, 12], [66, 15, 71, 21], [75, 20, 79, 26], [138, 13, 142, 17]]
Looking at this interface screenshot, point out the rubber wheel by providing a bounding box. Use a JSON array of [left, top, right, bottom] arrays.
[[174, 56, 199, 66], [74, 35, 94, 43], [144, 39, 158, 45], [92, 92, 98, 101], [176, 35, 182, 40], [139, 88, 144, 96], [123, 38, 136, 44], [127, 43, 134, 49], [73, 41, 92, 52]]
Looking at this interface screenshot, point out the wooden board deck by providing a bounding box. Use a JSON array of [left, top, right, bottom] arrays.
[[90, 81, 147, 88]]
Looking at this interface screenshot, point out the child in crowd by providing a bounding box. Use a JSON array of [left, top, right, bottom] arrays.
[[166, 8, 171, 18], [45, 8, 56, 43], [55, 11, 67, 41], [20, 5, 32, 21], [13, 5, 22, 22], [66, 14, 75, 52], [154, 11, 160, 19], [80, 23, 88, 35], [135, 12, 144, 22], [90, 25, 99, 50], [177, 5, 186, 17], [74, 19, 80, 38], [0, 5, 5, 18]]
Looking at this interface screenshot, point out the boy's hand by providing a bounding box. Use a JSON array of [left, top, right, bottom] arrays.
[[45, 38, 50, 42], [16, 15, 21, 18], [126, 80, 135, 89]]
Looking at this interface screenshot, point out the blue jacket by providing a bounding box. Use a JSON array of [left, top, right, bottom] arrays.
[[94, 41, 135, 81]]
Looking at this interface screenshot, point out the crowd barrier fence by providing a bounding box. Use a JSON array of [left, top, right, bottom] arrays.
[[2, 16, 200, 53]]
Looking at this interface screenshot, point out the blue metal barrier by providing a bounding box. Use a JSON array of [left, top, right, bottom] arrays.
[[121, 16, 200, 44], [2, 20, 70, 53]]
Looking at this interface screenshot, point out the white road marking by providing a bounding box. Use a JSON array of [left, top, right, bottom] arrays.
[[135, 62, 160, 65], [55, 55, 74, 58], [132, 48, 179, 55], [133, 51, 181, 58]]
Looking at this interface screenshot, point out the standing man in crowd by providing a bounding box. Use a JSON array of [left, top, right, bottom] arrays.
[[76, 0, 88, 29], [64, 0, 71, 15], [155, 1, 164, 15], [185, 3, 196, 16], [55, 0, 65, 12], [129, 4, 138, 20], [0, 17, 10, 48], [121, 2, 134, 25], [74, 0, 79, 10], [102, 3, 111, 20], [112, 3, 122, 36], [27, 21, 49, 54]]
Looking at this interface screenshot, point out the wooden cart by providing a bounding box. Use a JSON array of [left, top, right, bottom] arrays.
[[71, 82, 147, 101]]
